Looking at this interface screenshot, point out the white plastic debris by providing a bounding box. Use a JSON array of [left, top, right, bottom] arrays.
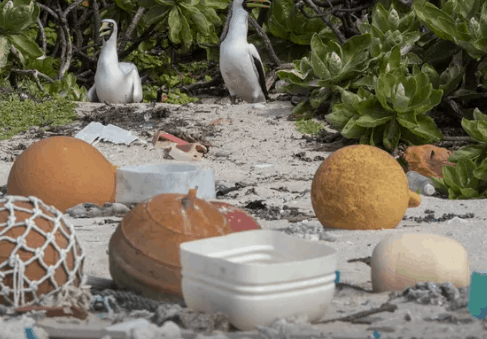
[[101, 319, 152, 339], [75, 122, 140, 145], [0, 315, 49, 339], [115, 163, 216, 204]]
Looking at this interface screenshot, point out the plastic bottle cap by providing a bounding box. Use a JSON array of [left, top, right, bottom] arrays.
[[424, 184, 435, 196]]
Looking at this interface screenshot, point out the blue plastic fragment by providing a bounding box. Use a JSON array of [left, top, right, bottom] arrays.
[[468, 271, 487, 319], [373, 330, 381, 338], [25, 327, 37, 339], [335, 270, 340, 284]]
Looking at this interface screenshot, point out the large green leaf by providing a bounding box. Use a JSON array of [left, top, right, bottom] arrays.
[[199, 0, 229, 9], [455, 158, 479, 188], [114, 0, 134, 11], [180, 3, 210, 36], [199, 7, 220, 24], [0, 36, 10, 69], [413, 0, 456, 42], [7, 32, 42, 58], [326, 104, 355, 130], [144, 5, 169, 25], [449, 144, 486, 163], [0, 0, 39, 33], [168, 6, 182, 44], [473, 157, 487, 181], [341, 115, 366, 139], [180, 12, 193, 46], [461, 118, 487, 143], [310, 35, 329, 79], [268, 0, 332, 45], [409, 114, 443, 141], [474, 107, 487, 121], [382, 118, 401, 151]]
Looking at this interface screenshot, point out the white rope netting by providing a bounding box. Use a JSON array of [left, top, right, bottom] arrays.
[[0, 195, 86, 308]]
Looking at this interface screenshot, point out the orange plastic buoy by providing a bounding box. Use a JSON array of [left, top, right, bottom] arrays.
[[7, 136, 116, 212], [404, 144, 455, 178], [0, 196, 85, 306], [108, 188, 233, 300], [311, 145, 420, 230]]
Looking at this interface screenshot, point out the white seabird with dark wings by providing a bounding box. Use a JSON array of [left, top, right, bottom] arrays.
[[219, 0, 271, 104], [88, 19, 143, 104]]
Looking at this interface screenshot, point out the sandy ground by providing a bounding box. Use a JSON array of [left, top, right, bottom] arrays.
[[1, 97, 487, 338]]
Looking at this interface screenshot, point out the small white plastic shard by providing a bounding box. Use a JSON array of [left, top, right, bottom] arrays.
[[74, 121, 105, 144], [99, 124, 138, 145], [74, 122, 138, 145]]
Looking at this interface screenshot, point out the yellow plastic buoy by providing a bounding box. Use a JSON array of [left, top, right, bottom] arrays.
[[311, 144, 420, 230], [7, 136, 116, 212]]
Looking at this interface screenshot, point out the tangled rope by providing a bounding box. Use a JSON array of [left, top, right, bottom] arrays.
[[0, 196, 85, 307], [90, 288, 180, 313]]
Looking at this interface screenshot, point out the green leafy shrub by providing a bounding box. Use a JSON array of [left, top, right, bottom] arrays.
[[267, 0, 338, 46], [0, 0, 43, 70], [413, 0, 487, 60], [140, 0, 229, 47], [432, 108, 487, 199]]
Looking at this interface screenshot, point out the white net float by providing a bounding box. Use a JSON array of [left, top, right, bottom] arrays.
[[0, 195, 85, 307]]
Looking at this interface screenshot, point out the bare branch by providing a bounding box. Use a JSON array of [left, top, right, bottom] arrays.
[[119, 7, 146, 52], [56, 15, 67, 78], [118, 24, 156, 60], [329, 2, 375, 13], [276, 63, 294, 70], [249, 17, 281, 66], [64, 0, 85, 17], [53, 0, 74, 79], [58, 24, 73, 78], [92, 0, 100, 47], [309, 0, 346, 8], [12, 69, 55, 91], [76, 70, 94, 79], [298, 0, 346, 44], [71, 4, 83, 48], [77, 7, 93, 26], [74, 49, 97, 64], [220, 2, 233, 42], [36, 17, 47, 53], [181, 74, 223, 95], [35, 2, 59, 19]]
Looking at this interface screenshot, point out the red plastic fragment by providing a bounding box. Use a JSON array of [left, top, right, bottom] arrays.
[[152, 131, 188, 147], [210, 201, 262, 232]]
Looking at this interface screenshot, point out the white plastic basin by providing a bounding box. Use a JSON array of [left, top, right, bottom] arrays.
[[180, 229, 337, 331], [115, 163, 215, 204]]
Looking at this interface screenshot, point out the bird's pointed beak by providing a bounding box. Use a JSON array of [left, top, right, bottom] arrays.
[[244, 0, 271, 9], [99, 21, 113, 41]]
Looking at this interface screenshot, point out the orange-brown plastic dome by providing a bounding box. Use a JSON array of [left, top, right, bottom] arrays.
[[7, 136, 116, 212], [109, 188, 233, 300]]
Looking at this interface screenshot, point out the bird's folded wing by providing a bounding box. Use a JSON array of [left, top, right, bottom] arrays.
[[119, 62, 143, 103], [248, 43, 269, 99]]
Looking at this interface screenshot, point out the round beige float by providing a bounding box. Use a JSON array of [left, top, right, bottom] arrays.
[[370, 233, 470, 292]]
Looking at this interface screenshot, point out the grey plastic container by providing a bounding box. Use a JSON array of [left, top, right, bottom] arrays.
[[115, 163, 215, 204], [180, 229, 337, 331]]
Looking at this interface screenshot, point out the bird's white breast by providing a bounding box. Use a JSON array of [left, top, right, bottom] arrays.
[[95, 66, 134, 104], [220, 40, 263, 103]]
